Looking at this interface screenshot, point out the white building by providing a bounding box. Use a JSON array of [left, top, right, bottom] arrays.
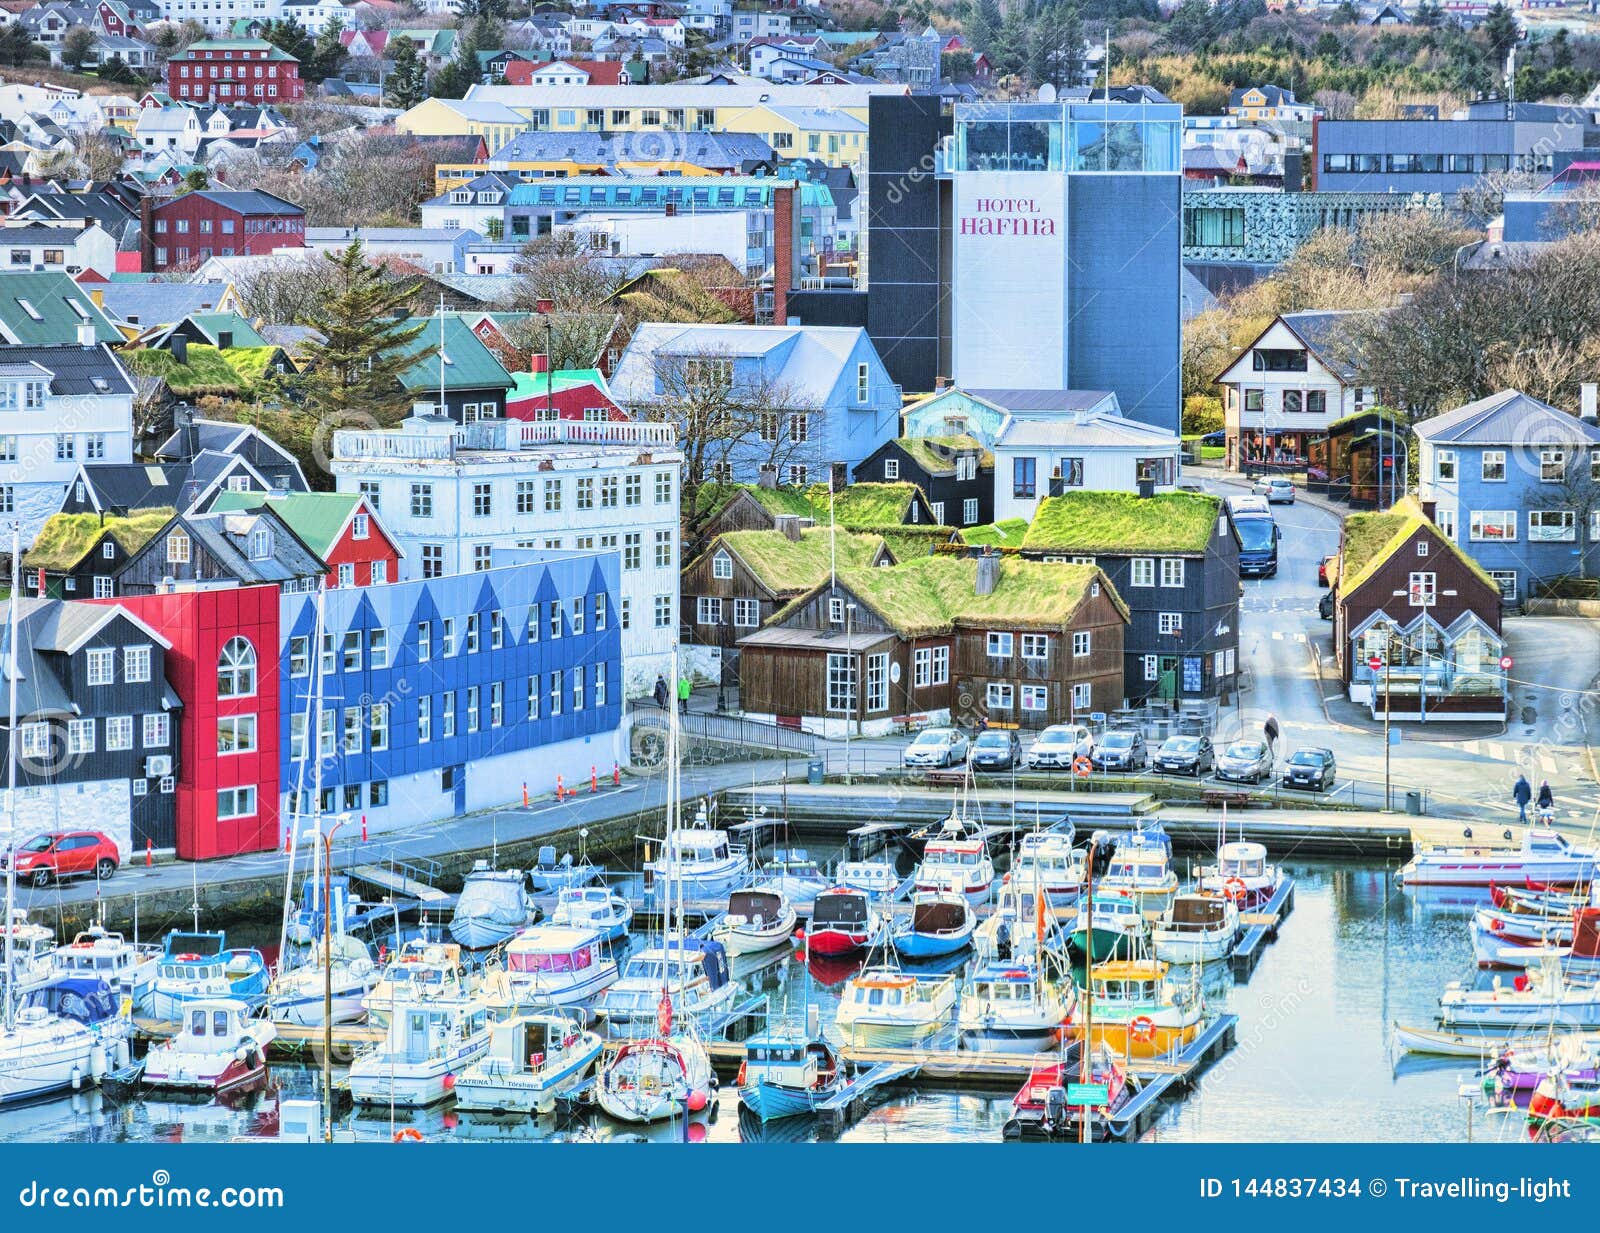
[[133, 105, 203, 158], [0, 221, 117, 280], [556, 210, 760, 273], [330, 414, 683, 696], [302, 227, 478, 274], [990, 405, 1183, 524], [279, 0, 360, 35], [154, 0, 287, 34], [1, 336, 137, 545]]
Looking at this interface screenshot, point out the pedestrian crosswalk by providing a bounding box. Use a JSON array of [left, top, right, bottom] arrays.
[[1268, 631, 1308, 643], [1454, 738, 1590, 779]]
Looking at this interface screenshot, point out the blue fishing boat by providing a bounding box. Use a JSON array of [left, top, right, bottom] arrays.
[[149, 931, 269, 1020], [890, 890, 975, 960], [737, 1030, 844, 1122]]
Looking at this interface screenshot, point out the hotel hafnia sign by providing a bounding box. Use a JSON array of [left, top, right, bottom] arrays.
[[959, 196, 1057, 236]]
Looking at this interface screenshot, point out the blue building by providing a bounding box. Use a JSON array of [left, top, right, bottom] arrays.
[[1415, 390, 1600, 605], [278, 552, 624, 830], [609, 323, 901, 486]]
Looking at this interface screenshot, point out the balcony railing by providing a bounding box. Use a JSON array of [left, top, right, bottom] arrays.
[[333, 430, 455, 462], [335, 419, 679, 462], [518, 420, 678, 448]]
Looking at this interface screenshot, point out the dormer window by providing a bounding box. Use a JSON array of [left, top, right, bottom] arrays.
[[250, 527, 273, 560], [712, 551, 732, 579], [352, 513, 369, 540]]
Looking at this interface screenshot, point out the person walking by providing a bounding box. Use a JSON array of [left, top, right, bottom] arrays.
[[653, 674, 669, 710], [1537, 780, 1555, 821], [678, 675, 691, 714], [1513, 773, 1532, 825]]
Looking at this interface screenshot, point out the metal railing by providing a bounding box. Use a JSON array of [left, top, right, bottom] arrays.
[[518, 420, 678, 448], [632, 704, 819, 756]]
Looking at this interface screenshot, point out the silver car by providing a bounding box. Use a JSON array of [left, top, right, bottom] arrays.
[[1026, 723, 1094, 769], [903, 727, 970, 768], [1214, 739, 1273, 784]]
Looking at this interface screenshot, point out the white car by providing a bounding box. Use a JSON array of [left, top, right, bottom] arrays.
[[1252, 477, 1296, 504], [1026, 724, 1094, 769], [902, 727, 970, 768]]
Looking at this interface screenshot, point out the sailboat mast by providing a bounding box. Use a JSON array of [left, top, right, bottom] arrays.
[[4, 525, 18, 1035]]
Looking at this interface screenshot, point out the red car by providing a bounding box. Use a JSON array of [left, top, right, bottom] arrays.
[[1318, 554, 1337, 587], [2, 831, 120, 888]]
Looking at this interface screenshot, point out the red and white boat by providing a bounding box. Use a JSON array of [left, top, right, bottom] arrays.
[[143, 998, 275, 1093], [1002, 1048, 1128, 1141], [803, 889, 882, 957]]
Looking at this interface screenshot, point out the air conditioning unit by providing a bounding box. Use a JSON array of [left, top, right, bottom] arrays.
[[145, 755, 172, 777]]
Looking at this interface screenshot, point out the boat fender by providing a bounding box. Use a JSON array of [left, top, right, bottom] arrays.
[[244, 1048, 260, 1071], [686, 1089, 708, 1113], [70, 1065, 83, 1091]]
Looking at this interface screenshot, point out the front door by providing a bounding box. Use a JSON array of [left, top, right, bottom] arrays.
[[1158, 656, 1178, 702]]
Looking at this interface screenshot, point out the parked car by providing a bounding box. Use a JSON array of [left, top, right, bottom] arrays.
[[1282, 747, 1337, 791], [1252, 476, 1296, 504], [1318, 590, 1335, 621], [1026, 723, 1094, 769], [0, 830, 120, 888], [1153, 734, 1213, 776], [1091, 728, 1147, 772], [1199, 430, 1225, 446], [1214, 740, 1273, 784], [903, 727, 970, 768], [1318, 554, 1336, 587], [969, 729, 1023, 771]]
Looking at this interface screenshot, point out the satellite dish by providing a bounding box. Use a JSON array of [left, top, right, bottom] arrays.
[[1036, 82, 1057, 103]]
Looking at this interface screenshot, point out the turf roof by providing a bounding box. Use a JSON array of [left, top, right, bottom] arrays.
[[1338, 496, 1498, 595], [25, 508, 175, 572], [960, 518, 1030, 550], [123, 345, 253, 396], [1021, 491, 1222, 554], [709, 527, 887, 595], [894, 435, 994, 474]]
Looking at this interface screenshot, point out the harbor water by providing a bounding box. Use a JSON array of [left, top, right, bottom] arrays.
[[0, 855, 1494, 1144]]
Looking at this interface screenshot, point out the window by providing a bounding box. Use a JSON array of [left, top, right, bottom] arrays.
[[576, 478, 594, 511], [465, 613, 482, 654], [526, 676, 539, 721], [290, 714, 307, 760], [549, 671, 562, 717], [623, 533, 641, 571], [1436, 508, 1457, 541], [20, 723, 48, 759], [625, 474, 642, 506], [106, 715, 133, 752], [337, 563, 354, 589], [1071, 682, 1092, 711], [371, 561, 388, 586], [67, 719, 95, 755], [1592, 449, 1600, 484], [712, 551, 733, 580], [410, 484, 433, 517], [217, 714, 256, 754], [1012, 456, 1036, 500], [826, 653, 856, 713], [1470, 511, 1517, 541], [143, 713, 169, 748], [474, 545, 492, 572], [1022, 684, 1049, 713], [697, 597, 722, 625], [217, 786, 257, 821], [655, 471, 673, 504], [1481, 451, 1506, 482], [571, 670, 584, 712], [124, 645, 151, 683], [856, 362, 870, 403], [1072, 631, 1091, 658], [1541, 449, 1567, 482], [1489, 570, 1518, 601], [343, 708, 362, 754], [1130, 558, 1155, 587], [418, 696, 432, 744], [359, 482, 381, 511], [1529, 510, 1576, 542], [417, 621, 433, 663], [884, 457, 899, 481], [421, 545, 443, 578], [1143, 654, 1159, 682], [55, 435, 74, 461], [987, 683, 1014, 709], [787, 465, 808, 487], [986, 632, 1014, 658], [963, 498, 978, 525], [86, 648, 114, 686], [318, 710, 335, 758], [1160, 559, 1185, 587], [1158, 612, 1183, 636], [733, 598, 758, 627], [654, 596, 672, 627], [655, 530, 672, 568], [1407, 571, 1436, 607], [1435, 450, 1456, 482], [351, 513, 369, 541], [217, 637, 256, 697], [472, 482, 493, 517], [866, 653, 888, 712], [166, 531, 190, 564], [370, 702, 389, 750], [600, 477, 619, 509], [1022, 634, 1050, 660], [342, 631, 362, 672], [548, 602, 562, 640], [370, 628, 389, 669]]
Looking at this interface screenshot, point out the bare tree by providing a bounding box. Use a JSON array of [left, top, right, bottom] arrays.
[[230, 252, 341, 323], [1525, 450, 1600, 583], [508, 231, 632, 312], [1453, 168, 1543, 224]]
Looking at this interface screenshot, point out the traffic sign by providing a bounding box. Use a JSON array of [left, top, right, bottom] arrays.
[[1368, 655, 1383, 671], [1066, 1083, 1110, 1106], [1500, 656, 1514, 670]]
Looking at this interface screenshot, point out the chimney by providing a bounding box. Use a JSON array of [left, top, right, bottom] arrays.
[[89, 287, 103, 308], [771, 182, 797, 326], [1583, 383, 1598, 424], [530, 352, 550, 374], [77, 322, 95, 348], [774, 513, 803, 542], [139, 194, 154, 273], [934, 375, 948, 391], [170, 334, 187, 365], [535, 298, 554, 314], [975, 549, 1000, 596], [757, 465, 778, 489]]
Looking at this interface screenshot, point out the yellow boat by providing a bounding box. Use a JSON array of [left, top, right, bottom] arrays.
[[1071, 958, 1203, 1059]]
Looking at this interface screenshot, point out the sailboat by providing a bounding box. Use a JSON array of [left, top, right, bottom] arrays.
[[0, 531, 120, 1105], [960, 871, 1076, 1053], [268, 822, 380, 1027], [596, 646, 717, 1125]]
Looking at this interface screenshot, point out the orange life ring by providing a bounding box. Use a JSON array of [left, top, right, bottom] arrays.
[[1223, 878, 1248, 902], [392, 1127, 423, 1143], [1130, 1015, 1157, 1043], [1073, 756, 1092, 778]]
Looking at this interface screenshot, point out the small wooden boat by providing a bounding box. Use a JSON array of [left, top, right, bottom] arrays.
[[143, 998, 275, 1093], [1390, 1021, 1597, 1058], [737, 1029, 844, 1121], [712, 886, 797, 956], [835, 966, 958, 1048], [454, 1011, 604, 1114], [890, 890, 975, 960], [1152, 893, 1240, 965]]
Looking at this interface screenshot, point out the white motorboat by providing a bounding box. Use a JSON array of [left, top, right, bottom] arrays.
[[835, 966, 959, 1048], [758, 849, 832, 903], [837, 857, 899, 899], [361, 939, 470, 1027], [450, 862, 538, 949], [1152, 893, 1240, 965], [914, 834, 995, 905], [644, 807, 749, 898], [1100, 824, 1179, 917], [267, 934, 379, 1027], [1009, 831, 1084, 908], [0, 910, 56, 994], [550, 886, 633, 942], [595, 939, 734, 1030], [454, 1011, 604, 1114], [143, 998, 276, 1093], [528, 844, 603, 894], [347, 996, 492, 1107], [1438, 961, 1600, 1031], [1399, 827, 1598, 888], [490, 924, 618, 1012], [958, 958, 1075, 1054], [48, 924, 160, 1012], [1, 977, 131, 1104], [711, 886, 797, 956], [597, 1030, 717, 1124], [1197, 841, 1283, 908]]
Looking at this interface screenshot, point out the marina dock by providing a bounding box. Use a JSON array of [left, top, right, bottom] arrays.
[[1229, 878, 1296, 980]]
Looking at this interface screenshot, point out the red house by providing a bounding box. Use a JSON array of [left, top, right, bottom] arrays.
[[505, 356, 626, 422], [97, 0, 147, 38], [92, 586, 281, 861], [165, 38, 304, 105], [209, 491, 404, 591], [140, 189, 304, 272]]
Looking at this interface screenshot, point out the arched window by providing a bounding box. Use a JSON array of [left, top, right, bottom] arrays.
[[217, 636, 256, 698]]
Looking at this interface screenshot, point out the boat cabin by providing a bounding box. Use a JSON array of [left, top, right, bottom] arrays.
[[1090, 895, 1144, 925], [923, 840, 986, 870], [1089, 961, 1170, 1005], [389, 1001, 489, 1063], [743, 1034, 838, 1090], [175, 999, 253, 1052], [727, 890, 785, 926], [910, 896, 969, 936], [1165, 896, 1232, 934], [620, 940, 729, 991], [972, 966, 1040, 1003], [486, 1013, 583, 1074], [666, 829, 741, 866], [21, 977, 121, 1027], [838, 860, 898, 895], [52, 931, 144, 984], [507, 928, 603, 976], [813, 891, 871, 929], [1217, 842, 1268, 879], [848, 973, 919, 1009]]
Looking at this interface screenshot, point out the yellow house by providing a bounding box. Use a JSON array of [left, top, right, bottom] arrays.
[[395, 98, 531, 157], [1226, 85, 1314, 124]]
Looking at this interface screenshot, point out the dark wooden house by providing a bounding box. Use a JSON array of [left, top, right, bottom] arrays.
[[738, 552, 1128, 735], [1332, 496, 1507, 721], [853, 435, 994, 530]]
